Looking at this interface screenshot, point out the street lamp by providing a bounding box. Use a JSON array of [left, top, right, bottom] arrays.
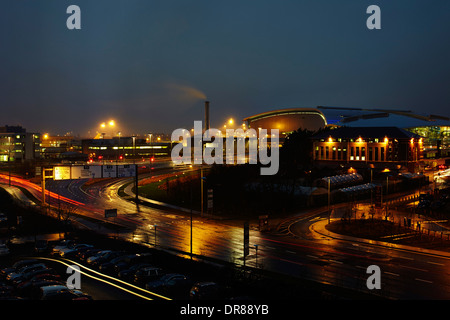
[[327, 177, 331, 224]]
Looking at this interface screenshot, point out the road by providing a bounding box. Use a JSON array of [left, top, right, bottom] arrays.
[[2, 166, 450, 299]]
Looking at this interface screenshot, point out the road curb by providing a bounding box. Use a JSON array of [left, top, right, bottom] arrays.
[[310, 219, 450, 258]]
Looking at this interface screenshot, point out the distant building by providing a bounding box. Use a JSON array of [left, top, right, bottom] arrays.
[[81, 136, 171, 161], [244, 108, 327, 138], [0, 126, 40, 162], [404, 125, 450, 159], [311, 127, 423, 172], [40, 135, 83, 160]]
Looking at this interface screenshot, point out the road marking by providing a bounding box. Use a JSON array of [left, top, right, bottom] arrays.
[[415, 278, 433, 284], [384, 271, 400, 277], [285, 250, 296, 255], [427, 261, 444, 266], [398, 256, 414, 261], [306, 255, 318, 259], [330, 259, 343, 264], [401, 265, 428, 272]]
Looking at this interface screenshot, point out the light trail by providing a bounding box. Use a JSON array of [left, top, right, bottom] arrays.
[[0, 174, 85, 207], [32, 256, 172, 301]]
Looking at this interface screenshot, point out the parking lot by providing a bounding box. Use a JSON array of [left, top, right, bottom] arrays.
[[0, 234, 230, 300]]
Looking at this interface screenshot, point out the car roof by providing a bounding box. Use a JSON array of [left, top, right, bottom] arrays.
[[41, 285, 69, 293]]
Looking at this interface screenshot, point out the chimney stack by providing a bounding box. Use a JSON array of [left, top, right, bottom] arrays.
[[204, 101, 210, 133]]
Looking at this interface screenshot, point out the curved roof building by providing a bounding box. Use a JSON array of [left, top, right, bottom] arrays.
[[243, 108, 327, 137]]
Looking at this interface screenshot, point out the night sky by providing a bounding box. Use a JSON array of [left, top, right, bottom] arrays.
[[1, 1, 450, 137]]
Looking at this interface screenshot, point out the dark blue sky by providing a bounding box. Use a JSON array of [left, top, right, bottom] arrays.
[[1, 1, 450, 136]]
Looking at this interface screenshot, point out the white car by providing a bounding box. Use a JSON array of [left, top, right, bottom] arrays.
[[0, 244, 9, 256]]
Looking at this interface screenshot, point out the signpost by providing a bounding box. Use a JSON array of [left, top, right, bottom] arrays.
[[53, 166, 71, 180]]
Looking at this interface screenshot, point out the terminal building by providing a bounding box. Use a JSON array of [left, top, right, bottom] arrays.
[[243, 108, 327, 138]]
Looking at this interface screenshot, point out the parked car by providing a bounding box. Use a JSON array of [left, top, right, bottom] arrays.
[[39, 285, 92, 300], [1, 259, 39, 280], [34, 240, 48, 254], [98, 254, 136, 274], [117, 263, 153, 281], [114, 253, 152, 273], [6, 263, 48, 282], [0, 213, 7, 223], [52, 240, 75, 255], [12, 267, 55, 286], [77, 248, 102, 261], [135, 267, 164, 285], [0, 244, 10, 256], [145, 273, 192, 296], [86, 250, 112, 265], [190, 282, 221, 300], [89, 251, 126, 268], [59, 244, 93, 258], [16, 279, 63, 299]]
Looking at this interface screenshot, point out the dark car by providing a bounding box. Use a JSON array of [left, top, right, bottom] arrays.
[[34, 240, 48, 254], [190, 282, 221, 300], [12, 267, 55, 286], [89, 251, 125, 268], [39, 285, 92, 300], [114, 253, 152, 274], [6, 263, 48, 283], [77, 248, 102, 261], [117, 263, 153, 281], [1, 259, 40, 280], [145, 273, 192, 297], [16, 279, 63, 299], [98, 254, 135, 274], [134, 267, 164, 285]]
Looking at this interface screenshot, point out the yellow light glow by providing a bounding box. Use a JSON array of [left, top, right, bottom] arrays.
[[109, 120, 115, 126], [358, 137, 363, 143], [228, 118, 234, 125], [100, 123, 106, 128], [43, 134, 49, 139], [410, 138, 414, 144], [328, 137, 333, 143], [384, 137, 389, 144]]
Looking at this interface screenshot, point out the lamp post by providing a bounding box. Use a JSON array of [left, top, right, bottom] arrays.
[[8, 136, 11, 186], [327, 177, 331, 224]]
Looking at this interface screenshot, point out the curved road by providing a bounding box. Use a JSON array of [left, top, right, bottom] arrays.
[[2, 168, 450, 299]]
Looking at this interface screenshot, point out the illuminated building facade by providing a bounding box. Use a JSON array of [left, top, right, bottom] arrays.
[[312, 127, 423, 172], [404, 125, 450, 159], [82, 137, 171, 161], [243, 108, 327, 138], [0, 126, 40, 162]]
